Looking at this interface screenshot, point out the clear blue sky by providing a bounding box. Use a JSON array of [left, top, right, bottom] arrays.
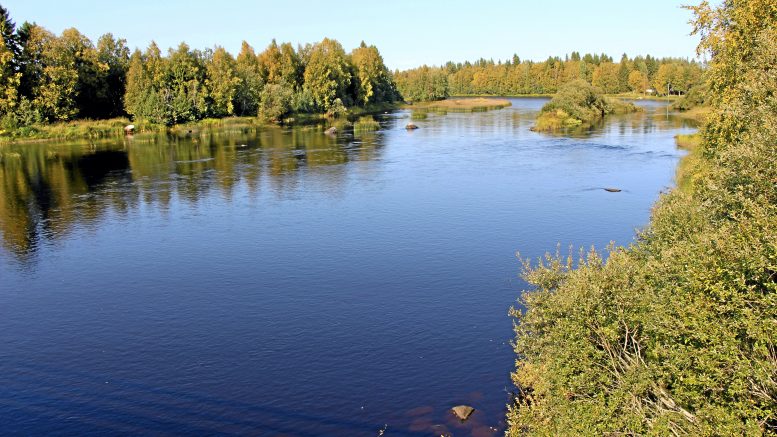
[[7, 1, 701, 69]]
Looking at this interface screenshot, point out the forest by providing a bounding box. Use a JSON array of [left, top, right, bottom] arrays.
[[395, 52, 704, 102], [0, 3, 707, 137], [0, 5, 399, 130]]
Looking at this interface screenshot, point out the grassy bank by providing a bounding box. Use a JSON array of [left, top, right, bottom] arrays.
[[0, 118, 167, 143], [451, 93, 553, 98], [508, 2, 776, 434], [0, 102, 402, 144], [449, 93, 678, 102], [674, 106, 711, 123], [673, 133, 704, 191], [606, 92, 679, 101], [405, 97, 512, 112]]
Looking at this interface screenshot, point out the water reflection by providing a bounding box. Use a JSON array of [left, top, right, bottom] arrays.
[[0, 124, 385, 262], [0, 99, 700, 435], [0, 105, 698, 263]]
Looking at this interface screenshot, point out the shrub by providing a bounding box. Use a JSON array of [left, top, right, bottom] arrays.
[[353, 116, 380, 133], [509, 1, 777, 435], [258, 84, 293, 122]]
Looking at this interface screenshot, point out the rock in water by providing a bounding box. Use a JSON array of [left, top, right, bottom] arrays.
[[451, 405, 475, 421], [324, 127, 337, 135], [406, 122, 419, 130], [604, 187, 622, 193]]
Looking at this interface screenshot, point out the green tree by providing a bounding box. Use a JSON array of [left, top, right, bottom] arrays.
[[258, 83, 292, 122], [258, 39, 282, 85], [627, 69, 648, 94], [124, 42, 168, 124], [617, 53, 630, 92], [205, 46, 240, 117], [95, 33, 129, 118], [165, 42, 208, 124], [591, 62, 620, 94], [278, 42, 302, 89], [234, 41, 262, 116], [58, 28, 106, 119], [302, 37, 352, 111], [394, 65, 448, 102], [688, 0, 777, 153], [123, 49, 148, 118], [652, 63, 676, 95], [350, 41, 397, 106], [32, 28, 79, 121], [0, 5, 20, 118]]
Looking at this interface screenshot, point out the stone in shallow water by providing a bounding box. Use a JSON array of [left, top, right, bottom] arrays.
[[451, 405, 475, 421]]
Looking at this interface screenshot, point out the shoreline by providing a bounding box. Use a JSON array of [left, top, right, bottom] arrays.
[[0, 102, 403, 145]]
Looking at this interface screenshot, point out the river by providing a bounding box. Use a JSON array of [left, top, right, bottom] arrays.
[[0, 98, 697, 436]]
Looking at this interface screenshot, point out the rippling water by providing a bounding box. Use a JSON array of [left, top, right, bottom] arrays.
[[0, 98, 696, 436]]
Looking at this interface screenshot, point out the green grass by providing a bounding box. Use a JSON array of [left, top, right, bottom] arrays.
[[0, 102, 402, 144], [606, 92, 679, 101], [406, 97, 512, 112], [674, 106, 711, 123], [675, 133, 702, 150], [450, 93, 554, 98], [674, 133, 706, 191], [353, 116, 381, 133], [0, 118, 167, 143]]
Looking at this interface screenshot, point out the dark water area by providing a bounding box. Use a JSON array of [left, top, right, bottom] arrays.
[[0, 98, 697, 436]]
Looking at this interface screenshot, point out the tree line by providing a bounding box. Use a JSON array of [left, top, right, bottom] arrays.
[[395, 52, 704, 101], [0, 5, 399, 128], [0, 2, 707, 130]]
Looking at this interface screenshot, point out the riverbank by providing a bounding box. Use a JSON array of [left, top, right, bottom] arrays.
[[449, 93, 678, 102], [404, 97, 512, 112], [0, 102, 401, 145], [508, 1, 775, 433], [673, 105, 711, 123]]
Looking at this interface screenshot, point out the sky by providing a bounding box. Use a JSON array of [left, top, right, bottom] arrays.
[[6, 1, 702, 70]]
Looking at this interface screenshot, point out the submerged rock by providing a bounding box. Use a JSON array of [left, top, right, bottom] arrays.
[[406, 122, 419, 130], [451, 405, 475, 421], [324, 127, 337, 135], [604, 187, 622, 193]]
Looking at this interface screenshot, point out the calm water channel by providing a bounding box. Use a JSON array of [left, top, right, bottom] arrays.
[[0, 98, 696, 436]]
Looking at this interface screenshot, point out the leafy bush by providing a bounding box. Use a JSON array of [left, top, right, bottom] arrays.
[[325, 98, 347, 118], [258, 84, 293, 122]]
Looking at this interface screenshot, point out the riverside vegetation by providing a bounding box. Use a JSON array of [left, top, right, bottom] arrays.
[[508, 0, 776, 435], [394, 51, 705, 101], [0, 3, 708, 142], [0, 5, 400, 140], [532, 80, 640, 131]]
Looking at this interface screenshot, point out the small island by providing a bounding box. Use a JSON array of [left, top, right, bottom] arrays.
[[532, 79, 639, 132]]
